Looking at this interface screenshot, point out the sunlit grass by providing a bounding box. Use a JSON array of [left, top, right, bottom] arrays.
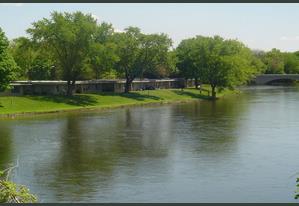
[[0, 86, 235, 115]]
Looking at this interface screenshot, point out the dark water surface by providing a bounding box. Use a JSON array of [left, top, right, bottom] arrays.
[[1, 86, 299, 203]]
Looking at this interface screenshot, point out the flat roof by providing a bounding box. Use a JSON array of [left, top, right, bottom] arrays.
[[10, 78, 184, 86]]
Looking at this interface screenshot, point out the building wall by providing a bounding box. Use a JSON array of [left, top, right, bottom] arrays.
[[2, 79, 193, 96]]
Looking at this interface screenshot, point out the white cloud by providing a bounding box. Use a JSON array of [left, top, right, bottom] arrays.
[[91, 14, 100, 22], [280, 36, 299, 41], [90, 14, 123, 33], [280, 36, 288, 41], [0, 3, 24, 7], [115, 28, 124, 33]]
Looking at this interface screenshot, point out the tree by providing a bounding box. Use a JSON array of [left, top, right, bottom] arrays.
[[283, 52, 299, 74], [203, 36, 263, 98], [88, 27, 118, 79], [176, 36, 206, 88], [86, 22, 119, 79], [114, 27, 173, 93], [10, 37, 56, 80], [177, 35, 263, 99], [262, 49, 285, 74], [27, 11, 97, 96], [9, 37, 35, 79], [88, 42, 118, 79], [27, 58, 53, 80], [143, 50, 177, 79], [0, 28, 18, 91]]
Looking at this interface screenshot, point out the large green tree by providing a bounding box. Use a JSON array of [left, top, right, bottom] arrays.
[[177, 35, 263, 99], [255, 49, 299, 74], [27, 11, 98, 96], [202, 36, 263, 98], [10, 37, 56, 80], [9, 37, 35, 79], [283, 52, 299, 74], [114, 27, 173, 93], [262, 48, 285, 74], [176, 37, 205, 88], [88, 42, 119, 79], [87, 23, 119, 79], [142, 50, 177, 79], [0, 28, 18, 91]]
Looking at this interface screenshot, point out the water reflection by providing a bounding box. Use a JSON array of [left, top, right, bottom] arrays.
[[0, 123, 13, 168], [1, 86, 299, 202], [30, 107, 177, 201], [170, 95, 247, 155]]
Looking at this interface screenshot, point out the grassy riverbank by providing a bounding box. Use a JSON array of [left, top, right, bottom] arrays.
[[0, 87, 236, 116]]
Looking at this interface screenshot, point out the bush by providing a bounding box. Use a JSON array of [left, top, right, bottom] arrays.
[[0, 168, 37, 203], [296, 178, 299, 200]]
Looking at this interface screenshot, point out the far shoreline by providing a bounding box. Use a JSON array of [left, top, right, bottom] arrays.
[[0, 87, 238, 119], [0, 98, 202, 119]]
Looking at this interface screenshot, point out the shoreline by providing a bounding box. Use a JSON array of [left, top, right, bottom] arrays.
[[0, 88, 238, 119], [0, 98, 202, 119]]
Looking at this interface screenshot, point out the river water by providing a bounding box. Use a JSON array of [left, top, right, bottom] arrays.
[[0, 86, 299, 203]]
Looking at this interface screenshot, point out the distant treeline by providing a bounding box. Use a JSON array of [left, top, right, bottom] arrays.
[[0, 11, 299, 97]]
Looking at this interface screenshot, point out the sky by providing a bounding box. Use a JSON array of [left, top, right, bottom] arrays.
[[1, 3, 299, 52]]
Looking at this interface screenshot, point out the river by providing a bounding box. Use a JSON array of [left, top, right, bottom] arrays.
[[0, 86, 299, 203]]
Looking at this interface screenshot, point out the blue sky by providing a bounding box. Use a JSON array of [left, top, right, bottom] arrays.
[[0, 3, 299, 52]]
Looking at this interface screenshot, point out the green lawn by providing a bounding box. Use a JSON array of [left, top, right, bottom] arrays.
[[0, 86, 235, 116]]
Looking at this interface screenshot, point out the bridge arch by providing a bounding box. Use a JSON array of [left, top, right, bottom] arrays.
[[265, 78, 296, 85], [253, 74, 299, 85]]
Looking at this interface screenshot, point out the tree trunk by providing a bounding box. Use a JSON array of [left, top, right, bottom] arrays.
[[96, 70, 100, 80], [50, 66, 56, 80], [66, 80, 71, 96], [195, 77, 199, 89], [211, 85, 216, 99], [124, 78, 133, 93], [66, 80, 75, 96]]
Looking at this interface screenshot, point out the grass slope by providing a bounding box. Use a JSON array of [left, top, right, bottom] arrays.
[[0, 87, 235, 116]]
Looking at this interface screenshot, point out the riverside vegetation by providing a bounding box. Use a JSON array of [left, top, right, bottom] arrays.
[[0, 166, 37, 203], [1, 11, 299, 101], [1, 11, 299, 202], [296, 178, 299, 200], [0, 86, 236, 116]]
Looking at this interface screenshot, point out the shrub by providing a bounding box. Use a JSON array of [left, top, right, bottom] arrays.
[[0, 168, 37, 203], [295, 177, 299, 200]]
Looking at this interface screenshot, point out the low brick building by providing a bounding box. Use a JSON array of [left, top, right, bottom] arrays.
[[4, 78, 193, 96]]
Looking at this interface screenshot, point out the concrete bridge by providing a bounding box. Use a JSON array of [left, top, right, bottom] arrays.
[[252, 74, 299, 85]]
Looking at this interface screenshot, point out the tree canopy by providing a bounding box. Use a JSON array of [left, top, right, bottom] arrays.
[[260, 48, 285, 74], [114, 27, 173, 92], [176, 36, 207, 88], [1, 11, 299, 97], [0, 28, 18, 91], [177, 35, 264, 98], [9, 37, 56, 80], [282, 52, 299, 74], [27, 11, 98, 96], [87, 23, 119, 79]]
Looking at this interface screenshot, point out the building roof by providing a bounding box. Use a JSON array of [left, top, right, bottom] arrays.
[[10, 78, 184, 86]]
